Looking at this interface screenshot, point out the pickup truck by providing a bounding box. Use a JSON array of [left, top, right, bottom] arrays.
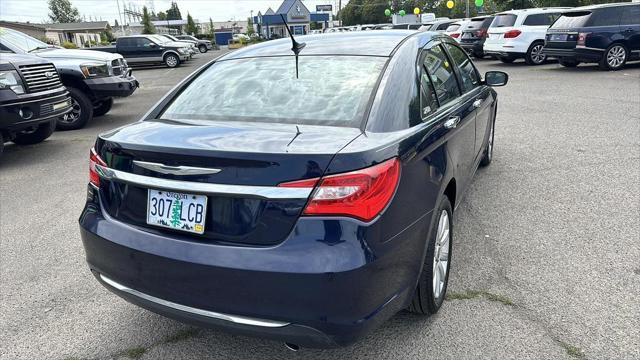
[[0, 27, 139, 130], [1, 53, 72, 156], [89, 35, 191, 68]]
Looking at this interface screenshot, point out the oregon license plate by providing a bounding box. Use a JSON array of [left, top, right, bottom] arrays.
[[146, 189, 207, 234]]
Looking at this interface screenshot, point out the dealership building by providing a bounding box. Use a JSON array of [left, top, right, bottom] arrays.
[[253, 0, 331, 39]]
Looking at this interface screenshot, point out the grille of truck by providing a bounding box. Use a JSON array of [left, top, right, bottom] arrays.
[[18, 63, 63, 93], [111, 58, 128, 76]]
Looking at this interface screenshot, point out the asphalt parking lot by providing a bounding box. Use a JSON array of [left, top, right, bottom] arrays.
[[1, 49, 639, 360]]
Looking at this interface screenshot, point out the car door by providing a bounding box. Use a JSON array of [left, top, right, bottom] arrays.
[[136, 37, 163, 62], [442, 41, 491, 164], [620, 5, 640, 54], [421, 41, 477, 192]]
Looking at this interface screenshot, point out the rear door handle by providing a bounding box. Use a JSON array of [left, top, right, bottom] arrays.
[[444, 116, 461, 129], [473, 99, 483, 108]]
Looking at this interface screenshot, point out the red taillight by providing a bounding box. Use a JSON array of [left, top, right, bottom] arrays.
[[577, 32, 590, 46], [450, 33, 460, 39], [503, 29, 521, 39], [476, 29, 487, 38], [89, 148, 106, 187], [279, 158, 401, 222]]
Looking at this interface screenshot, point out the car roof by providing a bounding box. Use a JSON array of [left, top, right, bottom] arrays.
[[497, 7, 571, 15], [568, 2, 638, 11], [221, 31, 422, 59]]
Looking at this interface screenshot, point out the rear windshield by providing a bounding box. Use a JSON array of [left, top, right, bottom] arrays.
[[491, 14, 517, 27], [446, 24, 461, 32], [465, 18, 487, 30], [161, 56, 387, 127], [551, 11, 592, 28]]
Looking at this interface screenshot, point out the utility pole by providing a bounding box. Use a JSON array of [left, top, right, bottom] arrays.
[[338, 0, 342, 26], [466, 0, 470, 18], [116, 0, 125, 34]]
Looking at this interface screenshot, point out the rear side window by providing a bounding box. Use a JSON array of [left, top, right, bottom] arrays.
[[523, 13, 560, 26], [550, 12, 592, 29], [444, 43, 480, 93], [588, 8, 622, 26], [161, 56, 386, 127], [620, 6, 640, 25], [437, 22, 453, 31], [408, 24, 422, 30], [419, 55, 440, 118], [446, 24, 461, 32], [422, 45, 460, 106], [491, 14, 517, 27]]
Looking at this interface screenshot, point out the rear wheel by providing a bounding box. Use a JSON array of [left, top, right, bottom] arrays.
[[164, 53, 180, 68], [559, 58, 580, 68], [408, 196, 453, 315], [93, 97, 113, 117], [525, 42, 546, 65], [499, 56, 515, 64], [480, 118, 495, 167], [599, 44, 627, 71], [12, 120, 56, 145], [198, 44, 207, 53], [57, 87, 92, 131]]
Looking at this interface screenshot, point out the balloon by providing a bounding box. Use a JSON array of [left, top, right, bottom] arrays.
[[399, 9, 406, 16], [413, 7, 420, 15], [475, 0, 484, 6], [446, 0, 454, 9], [384, 8, 391, 16]]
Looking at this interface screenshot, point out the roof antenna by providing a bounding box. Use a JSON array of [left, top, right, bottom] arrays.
[[280, 14, 306, 78]]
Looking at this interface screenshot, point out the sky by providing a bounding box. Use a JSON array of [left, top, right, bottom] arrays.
[[0, 0, 346, 24]]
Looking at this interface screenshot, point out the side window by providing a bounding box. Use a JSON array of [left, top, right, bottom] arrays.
[[523, 13, 560, 26], [588, 8, 622, 26], [443, 43, 480, 93], [620, 6, 640, 25], [137, 38, 153, 47], [423, 44, 461, 107], [419, 53, 440, 118]]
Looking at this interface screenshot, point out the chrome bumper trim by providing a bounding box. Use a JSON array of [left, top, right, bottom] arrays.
[[100, 274, 290, 328], [95, 165, 312, 199]]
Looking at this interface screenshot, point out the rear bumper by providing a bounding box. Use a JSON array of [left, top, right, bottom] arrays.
[[541, 46, 603, 62], [79, 191, 425, 347], [460, 40, 484, 55], [84, 73, 139, 98], [483, 40, 527, 57]]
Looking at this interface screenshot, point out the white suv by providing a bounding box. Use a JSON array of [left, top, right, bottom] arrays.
[[483, 8, 570, 65]]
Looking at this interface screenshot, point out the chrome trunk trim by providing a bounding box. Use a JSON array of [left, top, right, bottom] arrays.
[[99, 274, 290, 328], [133, 160, 222, 176], [95, 165, 312, 199]]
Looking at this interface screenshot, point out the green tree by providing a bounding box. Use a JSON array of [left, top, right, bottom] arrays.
[[48, 0, 80, 23], [166, 1, 182, 20], [100, 23, 115, 43], [170, 200, 183, 227], [246, 17, 255, 36], [141, 6, 156, 34], [186, 13, 198, 35], [209, 17, 217, 44], [157, 11, 167, 20]]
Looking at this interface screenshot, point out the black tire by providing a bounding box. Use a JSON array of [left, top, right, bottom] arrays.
[[56, 87, 93, 131], [12, 120, 56, 145], [525, 42, 546, 65], [93, 97, 113, 117], [408, 196, 453, 315], [599, 43, 627, 71], [559, 58, 580, 68], [473, 51, 485, 59], [164, 53, 181, 68], [0, 132, 4, 157], [480, 117, 495, 167], [499, 56, 515, 64], [198, 44, 207, 53]]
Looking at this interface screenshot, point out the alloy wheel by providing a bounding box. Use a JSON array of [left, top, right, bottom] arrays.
[[166, 55, 178, 67], [61, 97, 81, 124], [530, 44, 546, 64], [607, 45, 626, 69], [432, 210, 450, 300]]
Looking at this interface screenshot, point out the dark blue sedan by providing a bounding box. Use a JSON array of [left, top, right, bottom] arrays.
[[79, 30, 508, 349]]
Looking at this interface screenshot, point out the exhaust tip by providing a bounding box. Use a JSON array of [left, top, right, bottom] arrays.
[[284, 342, 300, 352]]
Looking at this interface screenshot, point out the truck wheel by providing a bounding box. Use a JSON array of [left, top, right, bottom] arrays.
[[93, 97, 114, 117], [559, 59, 580, 68], [198, 44, 207, 53], [164, 53, 180, 68], [408, 196, 453, 315], [12, 119, 56, 145], [599, 44, 627, 71], [57, 87, 93, 131], [525, 42, 546, 65]]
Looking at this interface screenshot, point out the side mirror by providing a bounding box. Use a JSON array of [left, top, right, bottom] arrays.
[[484, 71, 508, 87], [149, 43, 157, 48]]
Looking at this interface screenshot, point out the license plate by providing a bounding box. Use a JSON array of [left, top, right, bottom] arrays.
[[549, 34, 567, 41], [146, 189, 207, 234], [53, 100, 69, 110]]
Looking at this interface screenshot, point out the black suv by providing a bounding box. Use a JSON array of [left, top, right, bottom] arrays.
[[543, 2, 640, 70], [1, 53, 71, 156], [460, 15, 494, 58]]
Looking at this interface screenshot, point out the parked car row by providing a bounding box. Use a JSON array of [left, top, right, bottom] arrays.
[[90, 34, 197, 69], [0, 27, 142, 156]]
